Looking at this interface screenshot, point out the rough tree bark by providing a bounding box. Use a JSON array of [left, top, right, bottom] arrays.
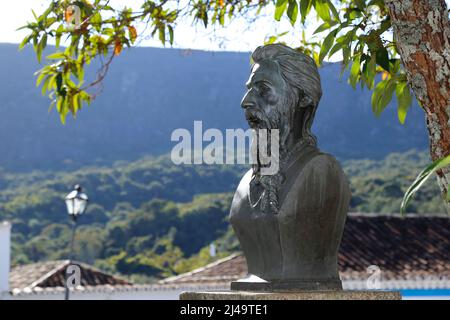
[[386, 0, 450, 212]]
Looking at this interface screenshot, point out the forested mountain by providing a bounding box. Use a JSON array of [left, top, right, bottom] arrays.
[[0, 43, 428, 172], [0, 151, 444, 282]]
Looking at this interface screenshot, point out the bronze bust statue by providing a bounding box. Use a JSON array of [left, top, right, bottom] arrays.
[[230, 44, 351, 291]]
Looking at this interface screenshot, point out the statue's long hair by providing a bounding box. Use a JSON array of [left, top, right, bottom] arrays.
[[251, 44, 322, 146]]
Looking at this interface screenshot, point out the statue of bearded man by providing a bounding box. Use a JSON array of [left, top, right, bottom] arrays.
[[229, 44, 351, 291]]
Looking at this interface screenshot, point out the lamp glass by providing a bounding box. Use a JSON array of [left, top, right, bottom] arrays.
[[65, 198, 75, 215], [74, 196, 88, 215], [65, 188, 88, 216]]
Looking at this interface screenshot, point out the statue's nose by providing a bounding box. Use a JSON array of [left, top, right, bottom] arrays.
[[241, 93, 256, 109]]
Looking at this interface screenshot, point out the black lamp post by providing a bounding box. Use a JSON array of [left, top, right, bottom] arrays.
[[64, 184, 88, 300]]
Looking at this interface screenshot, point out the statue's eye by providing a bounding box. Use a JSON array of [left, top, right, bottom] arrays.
[[258, 83, 270, 95]]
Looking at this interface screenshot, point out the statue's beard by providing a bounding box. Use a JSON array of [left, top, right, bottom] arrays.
[[245, 97, 294, 156], [247, 97, 300, 215]]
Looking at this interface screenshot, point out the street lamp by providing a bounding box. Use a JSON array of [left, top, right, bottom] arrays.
[[64, 184, 88, 300], [65, 184, 89, 222]]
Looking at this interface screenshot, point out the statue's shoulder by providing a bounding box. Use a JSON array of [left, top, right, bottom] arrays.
[[231, 168, 252, 204], [282, 151, 349, 209], [290, 150, 346, 186], [308, 152, 342, 171]]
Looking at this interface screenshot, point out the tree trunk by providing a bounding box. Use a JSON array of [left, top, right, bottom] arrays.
[[386, 0, 450, 212]]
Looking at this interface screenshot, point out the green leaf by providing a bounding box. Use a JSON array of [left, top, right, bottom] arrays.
[[80, 91, 91, 104], [77, 62, 85, 82], [73, 93, 80, 113], [401, 155, 450, 214], [379, 79, 395, 112], [57, 98, 67, 124], [42, 75, 54, 95], [265, 36, 277, 44], [396, 81, 413, 124], [275, 0, 289, 21], [168, 25, 174, 45], [159, 25, 166, 45], [348, 9, 362, 20], [40, 33, 47, 48], [342, 46, 350, 66], [371, 79, 387, 114], [337, 29, 355, 66], [355, 0, 366, 10], [300, 0, 311, 23], [375, 47, 390, 72], [31, 9, 38, 21], [16, 24, 30, 31], [328, 42, 342, 58], [36, 73, 47, 87], [219, 7, 226, 26], [46, 52, 65, 60], [56, 73, 63, 94], [318, 29, 336, 63], [390, 58, 402, 74], [313, 20, 337, 34], [211, 10, 218, 25], [349, 56, 361, 89], [19, 35, 31, 50], [201, 9, 208, 28], [287, 0, 299, 26], [380, 17, 391, 33], [371, 79, 395, 116], [363, 55, 376, 89], [55, 24, 64, 48], [48, 100, 56, 113], [326, 0, 340, 22], [314, 0, 331, 22], [36, 34, 48, 64], [228, 5, 235, 19], [60, 112, 66, 124], [91, 12, 102, 32]]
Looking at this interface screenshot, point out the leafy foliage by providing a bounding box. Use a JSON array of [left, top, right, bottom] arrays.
[[401, 155, 450, 214], [286, 0, 413, 124], [20, 0, 415, 124]]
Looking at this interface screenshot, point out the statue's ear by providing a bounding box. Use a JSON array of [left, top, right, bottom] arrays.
[[297, 89, 314, 109]]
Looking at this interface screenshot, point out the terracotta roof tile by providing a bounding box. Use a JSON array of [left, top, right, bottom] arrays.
[[10, 214, 449, 294], [160, 213, 450, 287], [10, 260, 131, 293]]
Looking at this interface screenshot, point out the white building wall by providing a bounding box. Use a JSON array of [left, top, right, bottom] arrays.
[[7, 289, 182, 300], [0, 221, 11, 295]]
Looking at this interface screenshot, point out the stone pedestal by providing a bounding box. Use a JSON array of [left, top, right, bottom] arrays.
[[180, 291, 402, 300], [230, 278, 343, 291]]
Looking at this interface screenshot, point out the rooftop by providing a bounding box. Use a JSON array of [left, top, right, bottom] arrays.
[[9, 260, 132, 296], [160, 213, 450, 290], [8, 213, 450, 295]]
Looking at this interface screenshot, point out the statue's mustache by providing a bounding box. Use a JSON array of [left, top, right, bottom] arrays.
[[245, 107, 281, 130], [245, 109, 261, 121], [245, 108, 267, 126]]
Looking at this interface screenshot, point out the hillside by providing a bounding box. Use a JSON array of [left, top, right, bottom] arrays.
[[0, 43, 428, 172], [0, 151, 444, 282]]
